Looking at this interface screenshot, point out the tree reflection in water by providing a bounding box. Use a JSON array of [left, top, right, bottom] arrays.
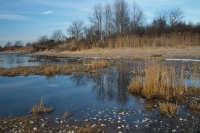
[[70, 65, 132, 106], [70, 74, 90, 87]]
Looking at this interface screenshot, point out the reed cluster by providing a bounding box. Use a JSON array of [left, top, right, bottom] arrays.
[[158, 102, 178, 117], [90, 60, 111, 70], [30, 97, 54, 115], [190, 102, 200, 113], [61, 32, 200, 51], [128, 61, 199, 102], [44, 64, 61, 76]]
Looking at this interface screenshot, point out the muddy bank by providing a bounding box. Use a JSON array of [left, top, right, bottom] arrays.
[[0, 116, 103, 133]]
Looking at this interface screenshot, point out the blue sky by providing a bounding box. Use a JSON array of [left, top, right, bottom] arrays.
[[0, 0, 199, 47]]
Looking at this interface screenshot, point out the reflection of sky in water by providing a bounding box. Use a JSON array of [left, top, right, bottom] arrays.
[[0, 72, 143, 122], [0, 54, 68, 68]]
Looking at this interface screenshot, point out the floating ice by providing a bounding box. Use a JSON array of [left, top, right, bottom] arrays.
[[165, 58, 200, 62]]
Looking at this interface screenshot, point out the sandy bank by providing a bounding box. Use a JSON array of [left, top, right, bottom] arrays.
[[27, 46, 200, 59]]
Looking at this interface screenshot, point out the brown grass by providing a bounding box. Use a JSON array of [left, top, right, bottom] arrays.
[[150, 54, 162, 57], [90, 60, 111, 70], [128, 61, 199, 101], [60, 32, 200, 50], [190, 102, 200, 113], [128, 75, 143, 94], [30, 97, 54, 115], [158, 102, 178, 117], [61, 111, 73, 119], [131, 56, 143, 60]]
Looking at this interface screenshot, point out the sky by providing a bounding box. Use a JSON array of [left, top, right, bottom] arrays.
[[0, 0, 199, 47]]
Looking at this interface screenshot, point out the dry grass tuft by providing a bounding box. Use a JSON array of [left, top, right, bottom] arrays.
[[44, 66, 55, 76], [150, 54, 162, 57], [131, 56, 143, 60], [190, 102, 200, 113], [30, 97, 54, 115], [90, 60, 111, 70], [61, 111, 73, 119], [128, 61, 195, 101], [128, 76, 143, 94], [158, 102, 178, 117]]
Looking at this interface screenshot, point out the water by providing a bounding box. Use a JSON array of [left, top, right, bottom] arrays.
[[1, 54, 200, 132], [0, 67, 145, 120], [0, 54, 70, 68]]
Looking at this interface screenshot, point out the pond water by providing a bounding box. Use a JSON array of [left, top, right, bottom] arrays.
[[0, 54, 72, 68], [0, 67, 149, 127], [0, 54, 200, 132]]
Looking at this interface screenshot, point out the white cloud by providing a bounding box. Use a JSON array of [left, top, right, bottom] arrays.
[[0, 14, 29, 20], [41, 10, 53, 14]]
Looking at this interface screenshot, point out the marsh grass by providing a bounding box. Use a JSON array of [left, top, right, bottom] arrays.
[[131, 56, 143, 60], [190, 102, 200, 113], [61, 111, 73, 119], [61, 32, 200, 50], [128, 75, 143, 94], [90, 60, 111, 70], [150, 54, 162, 57], [30, 97, 54, 115], [44, 64, 61, 76], [158, 102, 178, 117], [128, 61, 199, 102]]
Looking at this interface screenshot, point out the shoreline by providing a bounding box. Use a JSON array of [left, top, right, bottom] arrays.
[[1, 46, 200, 59]]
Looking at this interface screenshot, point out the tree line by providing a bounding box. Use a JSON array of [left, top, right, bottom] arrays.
[[2, 0, 200, 51]]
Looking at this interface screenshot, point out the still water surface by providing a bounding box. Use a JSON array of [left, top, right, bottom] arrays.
[[1, 54, 200, 132], [0, 67, 145, 122], [0, 54, 69, 68]]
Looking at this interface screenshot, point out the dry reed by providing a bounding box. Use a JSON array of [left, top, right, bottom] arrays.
[[190, 102, 200, 113], [158, 102, 178, 117], [61, 32, 200, 50], [128, 61, 199, 101], [90, 60, 111, 70], [61, 112, 73, 119], [30, 97, 54, 115]]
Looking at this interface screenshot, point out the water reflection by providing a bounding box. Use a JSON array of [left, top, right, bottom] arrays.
[[70, 74, 90, 87], [70, 65, 132, 105], [0, 54, 70, 68]]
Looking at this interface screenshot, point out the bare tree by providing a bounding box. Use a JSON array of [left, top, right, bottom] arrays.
[[67, 20, 84, 40], [26, 42, 32, 46], [4, 41, 12, 48], [104, 3, 114, 36], [168, 8, 184, 26], [51, 29, 64, 42], [130, 2, 146, 34], [89, 3, 103, 39], [37, 35, 49, 44], [113, 0, 130, 34], [152, 10, 168, 35], [14, 41, 23, 47]]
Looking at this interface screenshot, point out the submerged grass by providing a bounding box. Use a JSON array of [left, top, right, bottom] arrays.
[[61, 111, 73, 119], [30, 97, 54, 115]]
